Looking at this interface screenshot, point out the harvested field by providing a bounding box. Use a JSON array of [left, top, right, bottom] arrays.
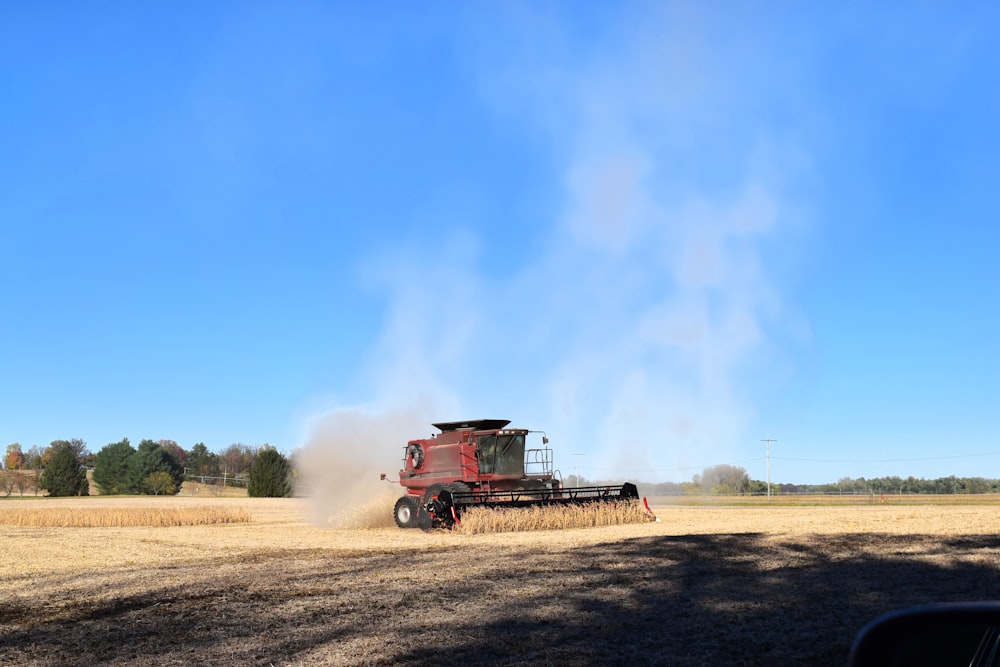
[[3, 496, 1000, 665]]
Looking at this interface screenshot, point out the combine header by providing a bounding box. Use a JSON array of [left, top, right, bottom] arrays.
[[381, 419, 650, 529]]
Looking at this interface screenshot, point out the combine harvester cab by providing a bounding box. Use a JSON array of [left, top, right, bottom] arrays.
[[385, 419, 651, 529]]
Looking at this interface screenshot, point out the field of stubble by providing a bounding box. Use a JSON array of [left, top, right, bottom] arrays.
[[3, 496, 1000, 666]]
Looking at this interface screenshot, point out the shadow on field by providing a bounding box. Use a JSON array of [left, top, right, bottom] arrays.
[[3, 533, 1000, 666]]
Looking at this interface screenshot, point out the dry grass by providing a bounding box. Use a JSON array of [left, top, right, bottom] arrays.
[[4, 496, 1000, 666], [0, 505, 251, 527], [454, 499, 655, 534]]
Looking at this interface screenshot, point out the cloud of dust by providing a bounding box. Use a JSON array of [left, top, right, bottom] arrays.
[[299, 406, 431, 528], [301, 6, 811, 489], [348, 9, 806, 482]]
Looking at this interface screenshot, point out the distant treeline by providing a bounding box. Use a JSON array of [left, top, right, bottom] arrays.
[[565, 466, 1000, 496], [772, 475, 1000, 496], [634, 476, 1000, 497], [2, 439, 296, 498]]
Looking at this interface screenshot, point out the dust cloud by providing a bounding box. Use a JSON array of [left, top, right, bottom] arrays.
[[301, 11, 803, 490], [298, 406, 428, 528]]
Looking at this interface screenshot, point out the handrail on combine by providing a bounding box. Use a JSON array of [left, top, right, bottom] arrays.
[[524, 447, 554, 477]]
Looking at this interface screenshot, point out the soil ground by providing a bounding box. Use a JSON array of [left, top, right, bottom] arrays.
[[3, 496, 1000, 666]]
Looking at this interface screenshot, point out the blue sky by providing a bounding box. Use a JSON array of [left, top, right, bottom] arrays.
[[2, 3, 998, 485]]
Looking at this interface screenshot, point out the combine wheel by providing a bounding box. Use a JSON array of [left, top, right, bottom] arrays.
[[394, 496, 421, 529], [423, 483, 447, 504]]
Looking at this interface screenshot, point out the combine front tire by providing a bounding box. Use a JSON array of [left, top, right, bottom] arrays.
[[394, 496, 421, 529]]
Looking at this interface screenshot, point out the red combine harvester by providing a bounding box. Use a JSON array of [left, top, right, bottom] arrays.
[[382, 419, 643, 529]]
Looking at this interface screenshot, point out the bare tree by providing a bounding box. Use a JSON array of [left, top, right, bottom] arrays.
[[0, 470, 15, 496], [220, 443, 257, 478], [24, 445, 44, 469], [13, 471, 34, 497]]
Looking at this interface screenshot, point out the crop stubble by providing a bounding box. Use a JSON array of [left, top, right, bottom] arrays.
[[3, 497, 1000, 666]]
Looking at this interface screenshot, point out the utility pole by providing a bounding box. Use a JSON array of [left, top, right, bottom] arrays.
[[761, 438, 777, 499], [572, 453, 584, 486]]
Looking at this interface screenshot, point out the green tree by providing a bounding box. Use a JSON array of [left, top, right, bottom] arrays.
[[187, 442, 220, 477], [126, 440, 184, 495], [145, 471, 177, 495], [158, 440, 186, 465], [92, 438, 136, 495], [248, 448, 292, 498], [697, 464, 750, 495], [38, 440, 89, 496]]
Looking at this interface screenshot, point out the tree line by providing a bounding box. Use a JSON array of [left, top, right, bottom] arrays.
[[2, 439, 294, 498], [777, 475, 1000, 496], [569, 464, 1000, 497], [10, 442, 996, 499]]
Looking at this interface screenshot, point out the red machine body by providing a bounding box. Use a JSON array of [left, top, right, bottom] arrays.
[[387, 419, 640, 529], [398, 418, 559, 497]]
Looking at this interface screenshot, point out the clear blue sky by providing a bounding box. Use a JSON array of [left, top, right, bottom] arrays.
[[2, 3, 998, 485]]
